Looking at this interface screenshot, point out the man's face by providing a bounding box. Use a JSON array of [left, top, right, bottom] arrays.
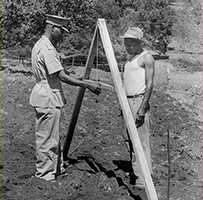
[[52, 26, 64, 42], [124, 38, 141, 55]]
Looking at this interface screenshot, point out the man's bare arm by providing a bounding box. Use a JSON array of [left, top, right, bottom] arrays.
[[138, 53, 155, 116], [57, 70, 101, 95]]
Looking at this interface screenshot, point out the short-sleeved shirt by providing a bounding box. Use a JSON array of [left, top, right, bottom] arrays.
[[29, 35, 66, 108]]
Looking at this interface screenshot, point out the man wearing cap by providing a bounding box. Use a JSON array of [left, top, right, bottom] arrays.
[[122, 27, 155, 188], [29, 14, 101, 181]]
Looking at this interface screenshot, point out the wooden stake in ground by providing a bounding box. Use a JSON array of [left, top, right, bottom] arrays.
[[63, 19, 159, 200]]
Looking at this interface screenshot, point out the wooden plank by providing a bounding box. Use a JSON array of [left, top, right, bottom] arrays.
[[63, 26, 99, 160], [97, 19, 158, 200], [83, 79, 115, 92]]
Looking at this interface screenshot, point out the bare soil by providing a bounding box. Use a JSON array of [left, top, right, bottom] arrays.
[[1, 51, 203, 200]]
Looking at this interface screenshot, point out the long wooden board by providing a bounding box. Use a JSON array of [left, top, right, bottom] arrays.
[[97, 19, 158, 200]]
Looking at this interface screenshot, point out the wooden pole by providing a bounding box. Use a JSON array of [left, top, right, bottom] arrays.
[[63, 26, 99, 160], [167, 129, 171, 200], [97, 19, 158, 200]]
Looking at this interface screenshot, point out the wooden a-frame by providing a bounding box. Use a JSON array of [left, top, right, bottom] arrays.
[[63, 19, 159, 200]]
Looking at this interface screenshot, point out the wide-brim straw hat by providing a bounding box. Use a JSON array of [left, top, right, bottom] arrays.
[[46, 14, 70, 33]]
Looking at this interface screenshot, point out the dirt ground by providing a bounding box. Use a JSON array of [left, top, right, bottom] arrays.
[[1, 50, 203, 200]]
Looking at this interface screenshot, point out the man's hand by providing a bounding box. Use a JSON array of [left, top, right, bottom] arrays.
[[135, 115, 145, 128], [87, 82, 101, 95], [135, 107, 146, 128], [77, 73, 83, 80]]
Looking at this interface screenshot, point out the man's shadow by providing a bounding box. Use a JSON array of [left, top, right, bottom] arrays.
[[67, 156, 143, 200]]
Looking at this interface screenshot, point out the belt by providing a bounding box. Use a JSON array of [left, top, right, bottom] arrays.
[[127, 93, 144, 99]]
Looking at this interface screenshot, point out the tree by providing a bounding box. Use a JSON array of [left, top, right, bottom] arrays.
[[1, 0, 177, 60], [171, 0, 203, 52]]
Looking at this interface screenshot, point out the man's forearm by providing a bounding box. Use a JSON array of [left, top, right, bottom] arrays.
[[58, 70, 87, 88], [140, 83, 153, 110]]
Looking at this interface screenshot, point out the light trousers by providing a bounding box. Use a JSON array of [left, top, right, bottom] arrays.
[[127, 97, 152, 184], [34, 107, 63, 181]]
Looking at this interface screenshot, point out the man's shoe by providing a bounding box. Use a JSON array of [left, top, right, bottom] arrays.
[[135, 178, 145, 189]]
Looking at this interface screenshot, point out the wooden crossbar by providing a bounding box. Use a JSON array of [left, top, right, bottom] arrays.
[[83, 79, 115, 92]]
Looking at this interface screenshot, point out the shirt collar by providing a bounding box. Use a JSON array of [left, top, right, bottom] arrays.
[[41, 35, 56, 50], [41, 35, 52, 45]]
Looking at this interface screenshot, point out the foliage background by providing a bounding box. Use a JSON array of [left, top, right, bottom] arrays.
[[1, 0, 202, 61], [170, 0, 203, 53]]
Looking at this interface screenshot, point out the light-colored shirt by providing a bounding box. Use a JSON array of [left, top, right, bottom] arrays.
[[29, 35, 66, 108], [124, 51, 148, 96]]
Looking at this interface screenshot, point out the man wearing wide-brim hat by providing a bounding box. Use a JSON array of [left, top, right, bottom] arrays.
[[29, 14, 101, 181], [122, 27, 155, 189]]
